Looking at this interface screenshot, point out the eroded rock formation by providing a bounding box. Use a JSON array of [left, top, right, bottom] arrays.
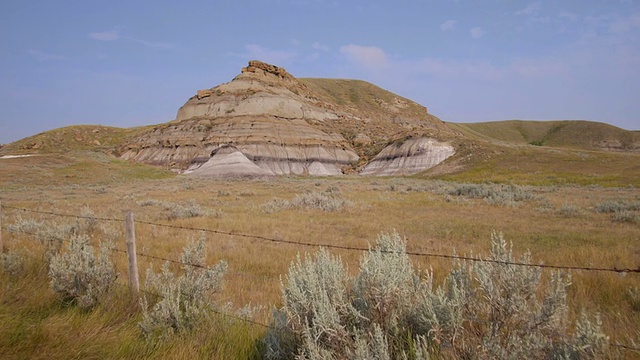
[[120, 60, 455, 177], [360, 138, 455, 176]]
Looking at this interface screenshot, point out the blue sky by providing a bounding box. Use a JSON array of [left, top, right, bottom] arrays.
[[1, 0, 639, 144]]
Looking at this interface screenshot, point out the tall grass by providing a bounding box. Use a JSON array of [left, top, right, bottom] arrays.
[[1, 175, 639, 358]]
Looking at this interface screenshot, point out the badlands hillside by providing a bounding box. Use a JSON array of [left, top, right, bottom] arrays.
[[119, 60, 456, 177], [2, 60, 639, 184]]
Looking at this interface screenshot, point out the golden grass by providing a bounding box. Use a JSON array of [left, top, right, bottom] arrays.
[[448, 120, 640, 149], [430, 141, 640, 187], [1, 153, 639, 358]]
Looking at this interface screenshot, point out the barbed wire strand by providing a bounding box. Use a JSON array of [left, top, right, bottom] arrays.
[[133, 219, 640, 274], [3, 225, 277, 281], [111, 279, 271, 329], [4, 223, 640, 351], [3, 204, 639, 274], [1, 204, 121, 223]]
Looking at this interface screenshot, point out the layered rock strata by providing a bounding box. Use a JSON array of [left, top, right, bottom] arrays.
[[360, 138, 455, 176], [120, 60, 455, 176]]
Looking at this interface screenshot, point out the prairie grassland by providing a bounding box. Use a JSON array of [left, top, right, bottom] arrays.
[[436, 141, 640, 187], [1, 154, 639, 358]]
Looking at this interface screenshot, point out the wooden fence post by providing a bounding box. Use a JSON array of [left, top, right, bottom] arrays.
[[0, 200, 3, 253], [124, 211, 139, 294]]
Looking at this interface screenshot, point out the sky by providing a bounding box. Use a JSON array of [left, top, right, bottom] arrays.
[[1, 0, 639, 144]]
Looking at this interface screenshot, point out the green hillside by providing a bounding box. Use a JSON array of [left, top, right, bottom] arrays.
[[0, 125, 151, 156], [448, 120, 640, 151]]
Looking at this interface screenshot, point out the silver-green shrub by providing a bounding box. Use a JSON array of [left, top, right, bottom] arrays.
[[416, 233, 577, 359], [447, 183, 534, 206], [265, 231, 609, 359], [48, 235, 116, 309], [264, 249, 359, 359], [290, 190, 354, 212], [10, 212, 100, 259], [139, 237, 227, 339], [557, 203, 584, 218], [136, 199, 212, 220], [1, 250, 25, 275], [261, 198, 292, 214], [353, 232, 419, 339], [593, 200, 640, 213], [261, 190, 353, 214]]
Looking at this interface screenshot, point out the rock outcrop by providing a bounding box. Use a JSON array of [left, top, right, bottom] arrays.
[[360, 138, 455, 176], [120, 60, 455, 177]]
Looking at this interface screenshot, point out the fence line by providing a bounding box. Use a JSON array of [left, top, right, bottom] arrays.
[[0, 200, 4, 253], [124, 211, 139, 293], [2, 223, 278, 283], [1, 204, 121, 223], [2, 204, 639, 274], [0, 211, 640, 352]]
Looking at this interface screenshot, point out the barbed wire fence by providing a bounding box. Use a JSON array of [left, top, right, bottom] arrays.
[[0, 201, 639, 353]]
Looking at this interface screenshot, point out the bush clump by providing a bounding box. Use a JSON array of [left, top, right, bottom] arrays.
[[264, 231, 608, 359], [261, 188, 353, 214], [291, 191, 354, 212], [594, 201, 640, 224], [139, 237, 227, 339], [1, 250, 25, 275], [593, 200, 640, 213], [447, 183, 534, 206], [137, 199, 214, 220], [48, 235, 116, 309], [10, 213, 100, 259]]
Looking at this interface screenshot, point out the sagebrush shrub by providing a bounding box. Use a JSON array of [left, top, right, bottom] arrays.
[[594, 200, 640, 213], [264, 249, 358, 358], [557, 203, 584, 217], [261, 198, 292, 214], [265, 231, 609, 359], [1, 250, 25, 275], [10, 213, 100, 260], [136, 199, 211, 220], [611, 210, 639, 223], [447, 183, 534, 206], [261, 189, 353, 214], [139, 236, 227, 339], [291, 191, 353, 211], [48, 235, 116, 309]]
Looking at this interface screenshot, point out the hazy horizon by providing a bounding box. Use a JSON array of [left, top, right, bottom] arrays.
[[1, 0, 639, 144]]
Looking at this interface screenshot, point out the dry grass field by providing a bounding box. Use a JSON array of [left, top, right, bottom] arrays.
[[1, 149, 639, 358]]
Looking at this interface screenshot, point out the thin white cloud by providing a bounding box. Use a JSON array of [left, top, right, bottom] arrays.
[[338, 43, 568, 85], [340, 44, 389, 69], [88, 30, 119, 41], [558, 11, 580, 22], [127, 37, 173, 50], [312, 42, 330, 51], [440, 20, 457, 31], [27, 49, 64, 62], [470, 27, 485, 39], [88, 29, 172, 49], [515, 2, 541, 16]]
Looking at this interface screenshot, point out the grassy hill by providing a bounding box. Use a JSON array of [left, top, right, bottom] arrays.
[[300, 78, 452, 136], [448, 120, 640, 151], [0, 125, 151, 156], [2, 83, 639, 188]]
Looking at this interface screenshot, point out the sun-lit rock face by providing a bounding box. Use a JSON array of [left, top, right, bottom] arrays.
[[120, 60, 455, 177], [360, 138, 455, 176]]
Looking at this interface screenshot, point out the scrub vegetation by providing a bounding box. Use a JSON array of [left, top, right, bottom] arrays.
[[1, 148, 639, 359]]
